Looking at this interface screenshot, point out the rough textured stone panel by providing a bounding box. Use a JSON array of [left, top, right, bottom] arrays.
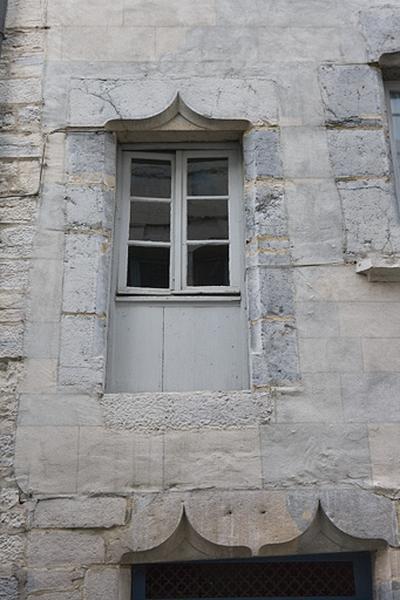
[[360, 7, 400, 61], [0, 576, 18, 600], [100, 391, 273, 431], [26, 568, 84, 594], [260, 424, 371, 487], [281, 126, 332, 178], [0, 534, 25, 565], [243, 129, 282, 180], [34, 497, 127, 528], [84, 567, 121, 600]]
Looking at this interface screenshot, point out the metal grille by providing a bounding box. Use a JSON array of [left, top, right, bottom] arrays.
[[144, 561, 356, 599]]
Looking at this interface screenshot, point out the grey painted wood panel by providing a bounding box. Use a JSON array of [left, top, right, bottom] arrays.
[[107, 304, 163, 392], [163, 303, 248, 392]]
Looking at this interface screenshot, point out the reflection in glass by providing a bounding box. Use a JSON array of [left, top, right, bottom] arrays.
[[187, 244, 229, 286], [127, 246, 170, 288], [390, 92, 400, 162], [131, 159, 171, 198], [129, 201, 170, 242], [187, 158, 228, 196], [187, 199, 228, 240]]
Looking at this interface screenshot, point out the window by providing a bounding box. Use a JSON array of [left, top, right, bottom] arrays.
[[386, 84, 400, 201], [117, 148, 241, 295], [131, 554, 373, 600], [107, 144, 248, 393]]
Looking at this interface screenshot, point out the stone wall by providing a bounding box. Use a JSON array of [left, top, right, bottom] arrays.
[[1, 0, 400, 598]]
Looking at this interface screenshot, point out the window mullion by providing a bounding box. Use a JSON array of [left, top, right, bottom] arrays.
[[173, 151, 184, 291]]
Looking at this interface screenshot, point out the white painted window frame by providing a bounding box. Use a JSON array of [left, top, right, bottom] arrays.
[[116, 144, 243, 297], [385, 82, 400, 210]]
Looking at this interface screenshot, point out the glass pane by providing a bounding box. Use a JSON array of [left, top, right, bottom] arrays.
[[187, 158, 228, 196], [390, 91, 400, 115], [131, 159, 171, 198], [187, 244, 229, 286], [129, 201, 170, 242], [187, 199, 228, 240], [127, 246, 169, 288]]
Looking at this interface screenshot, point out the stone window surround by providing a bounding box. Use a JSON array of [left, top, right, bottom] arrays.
[[22, 95, 301, 422]]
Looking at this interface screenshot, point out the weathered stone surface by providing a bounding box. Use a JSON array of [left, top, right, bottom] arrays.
[[337, 179, 400, 256], [328, 129, 390, 178], [245, 181, 287, 239], [369, 425, 400, 492], [363, 339, 400, 372], [18, 393, 103, 426], [65, 186, 114, 230], [0, 576, 18, 600], [296, 301, 339, 338], [285, 178, 343, 263], [34, 497, 127, 528], [251, 319, 300, 386], [280, 126, 332, 178], [0, 534, 25, 565], [26, 567, 84, 594], [338, 302, 400, 338], [319, 64, 384, 124], [0, 197, 36, 223], [342, 374, 400, 423], [360, 6, 400, 61], [27, 531, 105, 567], [84, 567, 121, 600], [298, 338, 363, 374], [260, 423, 371, 487], [164, 429, 262, 490], [100, 391, 272, 431], [243, 129, 282, 179]]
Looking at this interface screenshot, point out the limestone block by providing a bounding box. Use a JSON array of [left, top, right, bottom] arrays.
[[245, 235, 291, 268], [276, 373, 343, 423], [285, 178, 343, 263], [0, 323, 23, 358], [277, 63, 325, 127], [319, 64, 384, 124], [185, 490, 314, 553], [26, 258, 63, 322], [59, 314, 106, 370], [0, 260, 28, 290], [251, 319, 300, 386], [27, 531, 105, 567], [320, 489, 397, 546], [19, 359, 57, 393], [363, 338, 400, 372], [34, 497, 127, 529], [15, 426, 79, 494], [18, 393, 103, 427], [369, 425, 400, 491], [24, 322, 60, 359], [77, 428, 163, 493], [61, 27, 156, 63], [280, 126, 332, 178], [0, 489, 19, 512], [26, 568, 84, 594], [342, 374, 400, 422], [336, 179, 400, 256], [360, 7, 400, 62], [338, 302, 400, 338], [0, 290, 24, 310], [65, 186, 114, 230], [245, 182, 287, 240], [37, 184, 65, 231], [328, 129, 390, 178], [66, 133, 115, 183], [243, 129, 282, 180], [84, 567, 121, 600], [63, 233, 111, 314], [124, 0, 215, 26], [0, 197, 36, 223], [0, 534, 24, 565], [164, 428, 262, 490], [0, 78, 41, 104], [0, 576, 18, 600], [0, 434, 13, 468], [247, 267, 294, 321], [0, 158, 41, 197], [260, 423, 371, 487], [5, 0, 44, 26], [27, 592, 81, 600], [0, 225, 35, 259], [296, 301, 340, 338], [294, 264, 400, 304], [298, 338, 363, 374], [0, 133, 42, 159], [47, 0, 123, 26]]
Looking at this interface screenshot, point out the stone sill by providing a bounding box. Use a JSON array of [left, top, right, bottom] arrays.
[[356, 255, 400, 282]]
